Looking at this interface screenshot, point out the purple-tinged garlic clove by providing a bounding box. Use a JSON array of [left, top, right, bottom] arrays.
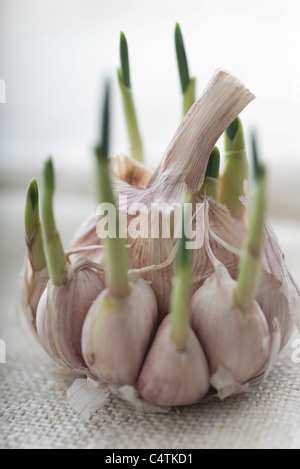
[[18, 256, 49, 332], [138, 315, 210, 407], [37, 159, 105, 371], [20, 179, 49, 332], [191, 269, 270, 385], [36, 258, 105, 371], [257, 270, 295, 350], [82, 278, 158, 384]]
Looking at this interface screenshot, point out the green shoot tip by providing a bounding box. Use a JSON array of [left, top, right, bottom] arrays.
[[120, 31, 131, 89], [175, 23, 190, 94], [224, 117, 245, 153], [25, 178, 40, 242], [251, 130, 262, 182], [28, 178, 39, 211], [97, 80, 110, 160], [226, 118, 239, 140], [205, 147, 220, 179], [25, 177, 46, 271], [43, 157, 54, 192]]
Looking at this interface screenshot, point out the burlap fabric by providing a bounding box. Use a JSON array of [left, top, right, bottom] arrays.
[[1, 324, 300, 449], [1, 190, 300, 449]]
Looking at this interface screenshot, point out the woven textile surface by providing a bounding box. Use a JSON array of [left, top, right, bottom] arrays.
[[0, 190, 300, 449], [1, 326, 300, 449]]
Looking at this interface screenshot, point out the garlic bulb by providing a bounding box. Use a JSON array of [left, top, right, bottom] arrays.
[[37, 257, 104, 370], [18, 41, 300, 415], [82, 278, 158, 384]]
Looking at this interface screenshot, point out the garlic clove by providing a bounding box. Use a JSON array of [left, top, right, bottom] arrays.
[[18, 255, 49, 332], [240, 178, 300, 347], [82, 278, 158, 384], [260, 221, 300, 342], [37, 158, 105, 371], [20, 178, 49, 331], [138, 194, 210, 407], [37, 259, 105, 371], [27, 266, 49, 318], [256, 270, 294, 350], [192, 167, 270, 387], [248, 318, 281, 389], [191, 268, 270, 385], [138, 315, 210, 407], [81, 122, 159, 383]]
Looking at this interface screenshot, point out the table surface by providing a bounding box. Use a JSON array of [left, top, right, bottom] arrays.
[[1, 188, 300, 449]]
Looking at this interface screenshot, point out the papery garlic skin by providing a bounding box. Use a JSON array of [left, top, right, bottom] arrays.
[[18, 255, 49, 332], [238, 198, 300, 350], [68, 215, 103, 264], [257, 270, 294, 350], [138, 315, 210, 406], [69, 70, 253, 319], [36, 259, 105, 371], [69, 194, 246, 321], [82, 278, 158, 385], [68, 154, 153, 263], [110, 154, 153, 188], [259, 222, 300, 348], [191, 268, 270, 385]]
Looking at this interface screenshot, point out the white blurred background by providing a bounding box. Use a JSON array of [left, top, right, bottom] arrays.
[[0, 0, 300, 333], [1, 0, 300, 178]]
